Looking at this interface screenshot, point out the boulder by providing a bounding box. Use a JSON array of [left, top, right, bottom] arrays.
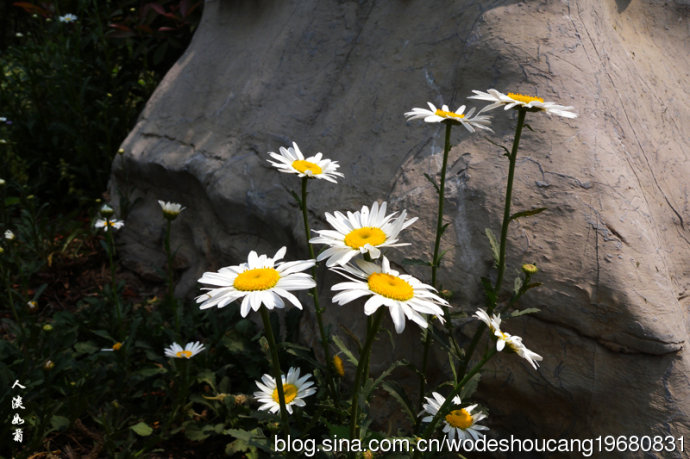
[[111, 0, 690, 445]]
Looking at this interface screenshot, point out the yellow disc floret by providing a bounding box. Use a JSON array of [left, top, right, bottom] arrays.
[[272, 383, 298, 404], [344, 227, 387, 249], [445, 408, 473, 429], [367, 272, 414, 301], [507, 93, 544, 104], [292, 160, 323, 175], [233, 268, 280, 291], [176, 350, 193, 358], [435, 109, 466, 119]]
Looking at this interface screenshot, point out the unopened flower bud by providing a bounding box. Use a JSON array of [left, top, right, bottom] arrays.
[[522, 263, 538, 275]]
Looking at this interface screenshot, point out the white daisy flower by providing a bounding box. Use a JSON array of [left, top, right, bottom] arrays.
[[473, 308, 543, 369], [99, 204, 114, 217], [420, 391, 489, 441], [404, 102, 493, 133], [158, 200, 185, 219], [253, 367, 316, 414], [267, 142, 344, 183], [196, 246, 315, 317], [309, 201, 418, 267], [58, 14, 78, 23], [4, 229, 15, 240], [330, 256, 448, 334], [468, 89, 577, 118], [94, 218, 124, 232], [164, 341, 205, 359]]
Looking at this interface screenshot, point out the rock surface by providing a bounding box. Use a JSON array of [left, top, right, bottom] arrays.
[[111, 0, 690, 446]]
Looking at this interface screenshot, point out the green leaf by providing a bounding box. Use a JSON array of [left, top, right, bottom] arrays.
[[510, 207, 547, 221], [196, 369, 216, 391], [50, 415, 70, 431], [460, 373, 481, 400], [523, 123, 534, 131], [481, 277, 497, 304], [484, 137, 511, 157], [4, 196, 20, 206], [510, 307, 541, 318], [332, 334, 358, 367], [130, 422, 153, 437], [288, 188, 302, 207], [526, 282, 543, 290], [381, 381, 417, 423], [402, 257, 431, 267], [439, 222, 450, 238], [485, 228, 499, 265], [424, 173, 440, 194], [363, 360, 406, 401], [514, 276, 523, 295], [73, 341, 99, 355]]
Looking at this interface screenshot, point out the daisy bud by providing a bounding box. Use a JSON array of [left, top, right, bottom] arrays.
[[522, 263, 538, 275]]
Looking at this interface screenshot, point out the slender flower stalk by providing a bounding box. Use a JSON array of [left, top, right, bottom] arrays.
[[349, 308, 385, 441], [259, 307, 291, 437], [460, 107, 527, 377], [163, 218, 180, 334], [300, 177, 337, 399]]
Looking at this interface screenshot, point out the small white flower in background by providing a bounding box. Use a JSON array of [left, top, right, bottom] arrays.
[[4, 230, 15, 240], [473, 308, 543, 369], [310, 201, 418, 267], [404, 102, 493, 133], [420, 392, 489, 441], [196, 246, 315, 317], [99, 204, 114, 217], [253, 367, 316, 414], [0, 178, 5, 186], [158, 200, 185, 220], [468, 89, 577, 118], [94, 218, 124, 232], [58, 14, 78, 23], [0, 117, 6, 123], [164, 341, 205, 359], [27, 300, 37, 310], [330, 256, 448, 334], [267, 142, 344, 183]]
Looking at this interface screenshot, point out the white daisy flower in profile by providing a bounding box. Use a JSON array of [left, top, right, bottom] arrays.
[[267, 142, 343, 183], [58, 14, 78, 23], [158, 200, 185, 220], [94, 218, 124, 232], [404, 102, 493, 133], [164, 341, 205, 359], [309, 201, 418, 267], [420, 391, 489, 441], [473, 308, 543, 369], [330, 256, 448, 334], [253, 367, 316, 414], [468, 89, 577, 118], [196, 247, 315, 317], [4, 229, 15, 240], [99, 204, 114, 217]]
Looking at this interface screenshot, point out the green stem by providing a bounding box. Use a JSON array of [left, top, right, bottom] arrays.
[[3, 266, 25, 338], [259, 307, 291, 438], [349, 309, 384, 442], [300, 178, 336, 396], [414, 348, 497, 459], [105, 217, 121, 326], [459, 108, 527, 378], [164, 219, 179, 335]]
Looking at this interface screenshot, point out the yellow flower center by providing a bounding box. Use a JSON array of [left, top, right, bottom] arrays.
[[176, 350, 193, 358], [233, 268, 280, 291], [272, 383, 298, 404], [507, 93, 544, 104], [367, 272, 414, 301], [434, 109, 465, 119], [292, 160, 323, 175], [445, 409, 473, 429], [333, 355, 345, 377], [107, 220, 117, 227], [344, 227, 387, 249]]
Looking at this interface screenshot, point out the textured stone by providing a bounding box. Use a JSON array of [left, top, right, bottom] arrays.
[[111, 0, 690, 446]]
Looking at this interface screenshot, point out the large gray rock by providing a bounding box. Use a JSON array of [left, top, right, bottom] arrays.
[[111, 0, 690, 447]]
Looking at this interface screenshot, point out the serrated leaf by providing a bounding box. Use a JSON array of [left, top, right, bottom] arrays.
[[439, 222, 450, 238], [381, 381, 417, 423], [484, 137, 511, 157], [424, 173, 440, 194], [130, 421, 153, 436], [402, 257, 431, 267], [514, 276, 523, 295], [526, 282, 543, 290], [51, 415, 70, 431], [288, 189, 302, 207], [460, 373, 481, 400], [363, 360, 406, 401], [510, 307, 541, 318], [485, 228, 499, 265], [480, 277, 497, 304], [332, 334, 358, 367], [523, 123, 534, 131], [510, 207, 547, 221]]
